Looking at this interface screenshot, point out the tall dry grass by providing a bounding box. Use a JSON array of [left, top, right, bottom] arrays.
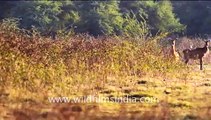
[[0, 19, 189, 101]]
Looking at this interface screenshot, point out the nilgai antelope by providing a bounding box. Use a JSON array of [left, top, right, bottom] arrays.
[[183, 41, 210, 70], [170, 39, 180, 61], [162, 38, 180, 61]]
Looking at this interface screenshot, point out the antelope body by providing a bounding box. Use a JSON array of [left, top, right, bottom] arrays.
[[162, 38, 180, 61], [183, 41, 209, 70], [170, 39, 180, 61]]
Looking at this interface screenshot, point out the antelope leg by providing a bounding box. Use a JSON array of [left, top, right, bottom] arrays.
[[200, 58, 203, 70]]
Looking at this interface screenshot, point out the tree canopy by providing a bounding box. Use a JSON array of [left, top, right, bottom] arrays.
[[173, 1, 211, 36], [1, 0, 199, 37]]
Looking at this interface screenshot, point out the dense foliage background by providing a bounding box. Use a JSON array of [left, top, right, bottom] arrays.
[[1, 1, 211, 37], [0, 0, 187, 37]]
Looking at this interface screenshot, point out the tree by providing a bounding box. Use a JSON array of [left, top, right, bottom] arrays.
[[8, 1, 81, 38], [173, 1, 211, 36], [9, 1, 62, 34], [120, 1, 185, 34], [74, 1, 124, 36], [0, 1, 14, 19], [58, 1, 79, 31]]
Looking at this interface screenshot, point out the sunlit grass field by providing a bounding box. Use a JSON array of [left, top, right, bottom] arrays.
[[0, 21, 211, 120]]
